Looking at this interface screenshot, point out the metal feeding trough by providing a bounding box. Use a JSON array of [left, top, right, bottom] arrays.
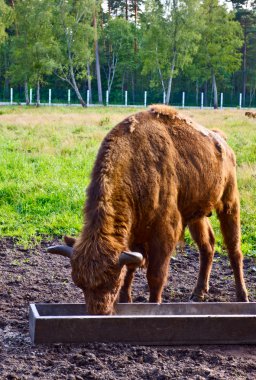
[[29, 302, 256, 345]]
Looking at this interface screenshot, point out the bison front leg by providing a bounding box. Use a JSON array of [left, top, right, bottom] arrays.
[[217, 201, 249, 302], [147, 255, 171, 303], [147, 220, 181, 303], [188, 217, 215, 301], [119, 267, 136, 303]]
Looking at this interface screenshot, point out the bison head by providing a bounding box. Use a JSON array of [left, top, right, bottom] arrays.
[[47, 236, 143, 315]]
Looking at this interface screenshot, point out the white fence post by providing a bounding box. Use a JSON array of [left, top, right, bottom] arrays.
[[220, 93, 223, 109], [163, 92, 166, 104], [125, 91, 128, 106], [201, 92, 204, 109], [68, 89, 71, 105], [239, 93, 242, 109], [144, 91, 147, 107], [10, 88, 13, 105], [49, 89, 52, 106], [87, 90, 90, 106], [182, 91, 185, 108], [30, 88, 33, 104], [106, 90, 109, 106]]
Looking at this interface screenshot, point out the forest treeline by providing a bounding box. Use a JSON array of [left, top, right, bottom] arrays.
[[0, 0, 256, 108]]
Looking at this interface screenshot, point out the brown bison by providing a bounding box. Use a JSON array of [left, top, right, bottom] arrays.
[[245, 111, 256, 118], [48, 105, 248, 314]]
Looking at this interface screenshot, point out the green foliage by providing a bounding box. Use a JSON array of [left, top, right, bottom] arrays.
[[188, 0, 243, 83], [53, 0, 95, 83], [101, 17, 134, 93], [0, 0, 12, 43], [140, 0, 202, 93], [108, 0, 143, 20], [0, 0, 256, 106], [8, 0, 58, 86]]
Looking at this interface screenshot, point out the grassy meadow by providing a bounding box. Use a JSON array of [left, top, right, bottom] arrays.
[[0, 106, 255, 257]]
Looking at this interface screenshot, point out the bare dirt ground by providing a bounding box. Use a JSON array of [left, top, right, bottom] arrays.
[[0, 238, 256, 380]]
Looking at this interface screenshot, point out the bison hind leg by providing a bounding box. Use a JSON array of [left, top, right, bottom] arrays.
[[216, 201, 249, 302]]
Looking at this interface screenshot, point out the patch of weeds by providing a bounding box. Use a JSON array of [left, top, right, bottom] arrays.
[[72, 127, 84, 134], [98, 116, 110, 126], [11, 260, 21, 267], [6, 125, 18, 131]]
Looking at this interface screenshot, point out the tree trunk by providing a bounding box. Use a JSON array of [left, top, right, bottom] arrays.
[[212, 71, 218, 109], [122, 72, 125, 96], [107, 56, 117, 96], [249, 86, 255, 107], [166, 55, 176, 104], [204, 81, 208, 107], [70, 67, 86, 107], [134, 0, 138, 52], [94, 14, 103, 104], [36, 80, 40, 107], [125, 0, 128, 20], [3, 46, 10, 100], [131, 73, 135, 104], [24, 81, 29, 105], [155, 47, 165, 94], [87, 62, 92, 103], [196, 80, 199, 106]]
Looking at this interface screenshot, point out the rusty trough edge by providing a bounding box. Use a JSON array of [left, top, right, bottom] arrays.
[[29, 303, 256, 345]]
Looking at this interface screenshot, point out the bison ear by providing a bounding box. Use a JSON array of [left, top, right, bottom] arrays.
[[119, 251, 143, 267], [47, 245, 73, 259]]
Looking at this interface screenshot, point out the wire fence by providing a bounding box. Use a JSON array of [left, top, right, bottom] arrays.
[[1, 87, 256, 108]]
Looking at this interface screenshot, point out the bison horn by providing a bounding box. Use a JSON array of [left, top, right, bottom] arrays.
[[119, 251, 143, 267], [47, 245, 73, 259]]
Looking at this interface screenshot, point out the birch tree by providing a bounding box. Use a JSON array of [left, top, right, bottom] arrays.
[[102, 17, 133, 96], [141, 0, 202, 104], [54, 0, 95, 107], [93, 1, 103, 104], [195, 0, 243, 109]]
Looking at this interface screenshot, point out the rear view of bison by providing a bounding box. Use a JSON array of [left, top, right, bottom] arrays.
[[48, 105, 248, 314]]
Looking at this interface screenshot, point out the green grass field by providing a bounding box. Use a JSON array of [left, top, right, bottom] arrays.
[[0, 106, 255, 256]]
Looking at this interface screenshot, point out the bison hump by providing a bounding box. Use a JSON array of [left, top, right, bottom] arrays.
[[149, 104, 178, 118]]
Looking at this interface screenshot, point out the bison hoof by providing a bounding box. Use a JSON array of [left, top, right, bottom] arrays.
[[236, 288, 249, 302], [119, 293, 132, 303], [237, 294, 249, 302], [189, 293, 205, 302]]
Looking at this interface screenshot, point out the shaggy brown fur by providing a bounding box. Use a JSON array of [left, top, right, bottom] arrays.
[[69, 104, 248, 314], [245, 111, 256, 118]]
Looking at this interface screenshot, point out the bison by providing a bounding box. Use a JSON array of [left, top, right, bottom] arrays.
[[245, 111, 256, 118], [48, 105, 249, 314]]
